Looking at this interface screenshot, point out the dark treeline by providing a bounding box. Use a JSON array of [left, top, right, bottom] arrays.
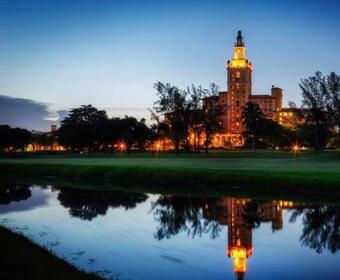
[[0, 125, 31, 153], [0, 72, 339, 154], [58, 105, 150, 154], [294, 71, 340, 151], [58, 188, 148, 221], [0, 183, 31, 204]]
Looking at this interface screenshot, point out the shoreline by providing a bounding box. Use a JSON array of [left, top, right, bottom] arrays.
[[0, 226, 102, 280]]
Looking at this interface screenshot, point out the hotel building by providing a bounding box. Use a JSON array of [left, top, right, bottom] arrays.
[[209, 31, 297, 147]]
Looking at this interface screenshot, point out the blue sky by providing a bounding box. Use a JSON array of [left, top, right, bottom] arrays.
[[0, 0, 339, 127]]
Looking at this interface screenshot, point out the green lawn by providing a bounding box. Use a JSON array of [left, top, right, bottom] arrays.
[[1, 150, 340, 173], [1, 150, 340, 196], [0, 226, 102, 280]]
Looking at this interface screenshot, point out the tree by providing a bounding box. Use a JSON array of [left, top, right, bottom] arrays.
[[296, 123, 331, 150], [152, 195, 221, 240], [0, 125, 31, 153], [242, 200, 263, 229], [256, 118, 293, 149], [186, 85, 204, 151], [0, 184, 31, 204], [325, 72, 340, 145], [58, 105, 108, 152], [153, 82, 223, 154], [201, 83, 224, 153], [241, 102, 264, 152], [114, 116, 150, 155], [154, 82, 189, 155], [134, 118, 150, 151], [12, 128, 32, 151], [299, 72, 331, 151], [0, 125, 12, 153], [149, 108, 171, 152], [289, 206, 340, 254], [58, 188, 147, 221]]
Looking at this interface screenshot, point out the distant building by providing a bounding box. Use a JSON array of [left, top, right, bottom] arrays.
[[26, 125, 65, 152], [209, 31, 298, 147], [51, 124, 57, 132], [278, 108, 303, 129]]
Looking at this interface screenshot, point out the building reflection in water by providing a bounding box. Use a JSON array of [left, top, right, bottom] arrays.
[[211, 198, 294, 280], [153, 195, 300, 279]]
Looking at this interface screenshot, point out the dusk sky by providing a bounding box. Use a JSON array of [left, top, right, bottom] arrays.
[[0, 0, 339, 129]]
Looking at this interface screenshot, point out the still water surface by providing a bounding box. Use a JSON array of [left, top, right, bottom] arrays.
[[0, 183, 339, 280]]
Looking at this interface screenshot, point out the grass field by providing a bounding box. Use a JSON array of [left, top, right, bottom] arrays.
[[1, 150, 340, 195], [1, 150, 340, 172], [0, 226, 102, 280]]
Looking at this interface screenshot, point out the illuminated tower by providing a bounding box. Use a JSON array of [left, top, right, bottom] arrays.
[[226, 31, 253, 134]]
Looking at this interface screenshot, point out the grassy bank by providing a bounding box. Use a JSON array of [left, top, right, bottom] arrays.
[[1, 151, 340, 196], [0, 226, 102, 280]]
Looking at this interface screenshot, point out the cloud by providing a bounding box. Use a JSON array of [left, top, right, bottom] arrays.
[[0, 95, 68, 131]]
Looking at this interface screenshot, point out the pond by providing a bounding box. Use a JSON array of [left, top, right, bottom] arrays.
[[0, 182, 339, 280]]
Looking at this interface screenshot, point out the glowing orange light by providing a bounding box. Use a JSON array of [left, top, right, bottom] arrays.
[[227, 246, 253, 273], [292, 144, 300, 153], [119, 143, 126, 151], [156, 143, 161, 150]]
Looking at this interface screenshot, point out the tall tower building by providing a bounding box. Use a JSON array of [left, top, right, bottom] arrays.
[[271, 85, 283, 122], [226, 31, 253, 134], [200, 30, 291, 148]]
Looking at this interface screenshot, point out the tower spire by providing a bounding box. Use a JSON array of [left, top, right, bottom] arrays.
[[235, 30, 244, 47]]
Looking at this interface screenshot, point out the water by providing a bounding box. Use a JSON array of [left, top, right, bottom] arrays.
[[0, 182, 339, 280]]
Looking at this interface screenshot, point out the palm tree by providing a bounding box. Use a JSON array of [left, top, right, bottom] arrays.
[[241, 102, 263, 153]]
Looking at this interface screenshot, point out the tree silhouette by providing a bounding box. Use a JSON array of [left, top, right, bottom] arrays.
[[201, 83, 225, 153], [153, 82, 190, 155], [289, 206, 340, 254], [299, 72, 332, 151], [0, 125, 31, 153], [0, 184, 31, 204], [58, 105, 108, 152], [325, 72, 340, 133], [242, 200, 263, 229], [241, 102, 263, 152], [58, 188, 148, 221], [152, 195, 221, 240]]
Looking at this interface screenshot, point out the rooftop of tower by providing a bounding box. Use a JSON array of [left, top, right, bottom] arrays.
[[235, 30, 244, 47]]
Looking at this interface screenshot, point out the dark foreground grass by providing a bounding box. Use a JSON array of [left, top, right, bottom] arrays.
[[0, 226, 102, 280]]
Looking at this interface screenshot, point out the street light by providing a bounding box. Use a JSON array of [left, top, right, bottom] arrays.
[[292, 144, 300, 154]]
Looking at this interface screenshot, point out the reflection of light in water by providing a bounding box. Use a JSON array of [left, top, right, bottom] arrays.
[[225, 199, 295, 279], [228, 246, 253, 279]]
